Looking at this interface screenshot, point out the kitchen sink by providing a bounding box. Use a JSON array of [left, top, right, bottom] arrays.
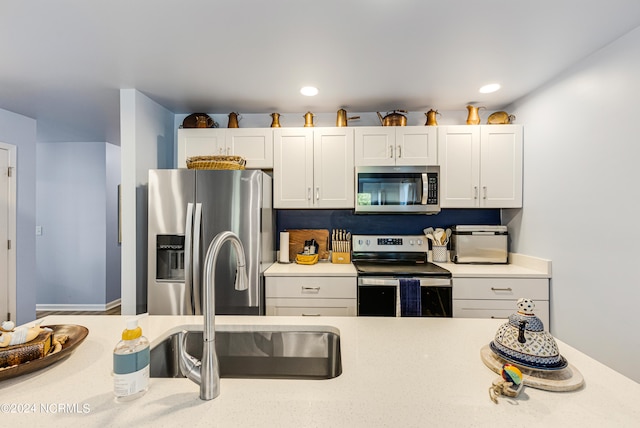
[[150, 325, 342, 380]]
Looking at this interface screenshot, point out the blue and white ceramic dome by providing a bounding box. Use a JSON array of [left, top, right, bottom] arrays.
[[490, 298, 568, 370]]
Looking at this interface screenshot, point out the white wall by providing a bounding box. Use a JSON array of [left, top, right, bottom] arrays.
[[0, 108, 37, 324], [120, 89, 175, 315], [35, 142, 120, 309], [507, 27, 640, 381]]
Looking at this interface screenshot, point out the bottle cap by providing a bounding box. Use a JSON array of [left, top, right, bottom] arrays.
[[121, 314, 147, 340]]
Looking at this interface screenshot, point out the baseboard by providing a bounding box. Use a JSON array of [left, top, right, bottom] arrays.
[[36, 298, 121, 312]]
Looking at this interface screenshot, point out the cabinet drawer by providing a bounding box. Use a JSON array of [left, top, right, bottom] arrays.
[[266, 298, 356, 316], [453, 299, 550, 330], [266, 276, 356, 299], [452, 278, 548, 300]]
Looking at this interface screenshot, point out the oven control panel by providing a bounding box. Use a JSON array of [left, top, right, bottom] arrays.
[[352, 235, 429, 253]]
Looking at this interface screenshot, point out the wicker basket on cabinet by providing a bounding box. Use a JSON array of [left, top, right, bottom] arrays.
[[186, 155, 246, 170]]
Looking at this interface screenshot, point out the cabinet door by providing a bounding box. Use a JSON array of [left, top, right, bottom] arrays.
[[314, 128, 355, 208], [176, 129, 225, 168], [225, 128, 273, 169], [273, 128, 314, 208], [354, 127, 395, 166], [480, 125, 523, 208], [395, 126, 437, 165], [438, 126, 480, 207]]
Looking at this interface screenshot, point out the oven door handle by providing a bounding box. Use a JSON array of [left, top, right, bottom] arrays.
[[358, 278, 399, 286], [358, 277, 451, 287]]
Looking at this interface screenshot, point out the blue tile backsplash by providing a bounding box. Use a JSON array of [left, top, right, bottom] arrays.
[[276, 208, 501, 239]]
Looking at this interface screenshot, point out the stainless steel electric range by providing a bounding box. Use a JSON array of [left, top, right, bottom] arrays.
[[352, 235, 452, 317]]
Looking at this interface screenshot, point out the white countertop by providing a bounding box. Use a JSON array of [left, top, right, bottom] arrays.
[[434, 253, 552, 278], [2, 315, 638, 427], [265, 252, 550, 278], [265, 261, 357, 276]]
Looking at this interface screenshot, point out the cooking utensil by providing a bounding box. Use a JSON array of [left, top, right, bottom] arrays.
[[487, 111, 516, 124], [423, 227, 434, 236], [227, 112, 241, 128], [466, 105, 485, 125], [424, 109, 440, 126], [303, 112, 315, 127], [336, 109, 360, 127], [377, 110, 407, 126], [445, 228, 452, 244], [270, 112, 281, 128]]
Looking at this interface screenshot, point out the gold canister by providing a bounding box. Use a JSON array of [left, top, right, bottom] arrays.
[[466, 105, 485, 125], [270, 112, 281, 128], [303, 111, 315, 127], [425, 109, 440, 126]]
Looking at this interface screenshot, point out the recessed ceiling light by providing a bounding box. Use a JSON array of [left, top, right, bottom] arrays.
[[300, 86, 319, 96], [479, 83, 501, 94]]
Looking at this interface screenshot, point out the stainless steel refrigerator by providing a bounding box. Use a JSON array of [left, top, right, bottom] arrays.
[[147, 169, 274, 315]]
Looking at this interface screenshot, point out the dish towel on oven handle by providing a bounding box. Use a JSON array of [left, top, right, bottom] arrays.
[[399, 278, 421, 317]]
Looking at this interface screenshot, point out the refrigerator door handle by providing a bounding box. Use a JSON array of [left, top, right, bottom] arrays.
[[192, 203, 203, 315], [184, 203, 195, 314]]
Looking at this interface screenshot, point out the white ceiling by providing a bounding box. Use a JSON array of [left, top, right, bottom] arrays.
[[2, 0, 640, 143]]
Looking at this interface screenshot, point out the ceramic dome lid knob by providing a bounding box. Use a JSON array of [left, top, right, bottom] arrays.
[[517, 297, 535, 315]]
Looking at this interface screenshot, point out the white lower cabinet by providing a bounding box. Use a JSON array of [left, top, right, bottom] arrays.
[[452, 277, 550, 330], [265, 276, 357, 316]]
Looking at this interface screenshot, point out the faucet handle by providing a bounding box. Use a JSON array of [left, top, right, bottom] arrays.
[[178, 331, 202, 384]]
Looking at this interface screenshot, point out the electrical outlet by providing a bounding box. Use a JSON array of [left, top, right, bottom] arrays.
[[36, 225, 43, 236]]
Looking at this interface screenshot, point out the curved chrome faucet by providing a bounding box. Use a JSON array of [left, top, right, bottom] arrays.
[[179, 231, 248, 400]]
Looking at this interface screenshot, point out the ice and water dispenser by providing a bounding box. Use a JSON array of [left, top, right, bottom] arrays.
[[155, 235, 185, 281]]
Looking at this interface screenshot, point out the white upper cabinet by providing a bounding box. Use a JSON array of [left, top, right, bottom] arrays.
[[274, 127, 354, 209], [438, 125, 523, 208], [225, 128, 273, 168], [354, 126, 437, 166], [177, 128, 273, 169]]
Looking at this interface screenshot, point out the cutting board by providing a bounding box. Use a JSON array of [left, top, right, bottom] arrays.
[[480, 345, 584, 392], [286, 229, 330, 262]]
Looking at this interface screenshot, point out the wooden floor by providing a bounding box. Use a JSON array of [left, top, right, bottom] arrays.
[[36, 305, 121, 318]]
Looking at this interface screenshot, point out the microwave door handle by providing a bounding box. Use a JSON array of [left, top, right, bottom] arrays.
[[192, 203, 203, 315], [184, 203, 195, 315], [421, 173, 428, 204]]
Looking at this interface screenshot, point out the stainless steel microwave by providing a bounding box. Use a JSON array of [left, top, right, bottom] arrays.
[[355, 165, 440, 214]]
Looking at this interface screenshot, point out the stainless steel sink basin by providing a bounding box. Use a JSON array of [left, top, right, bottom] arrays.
[[150, 325, 342, 380]]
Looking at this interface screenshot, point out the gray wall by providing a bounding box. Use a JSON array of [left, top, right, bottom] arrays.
[[0, 108, 37, 324], [35, 142, 121, 308], [120, 89, 175, 315], [507, 26, 640, 381]]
